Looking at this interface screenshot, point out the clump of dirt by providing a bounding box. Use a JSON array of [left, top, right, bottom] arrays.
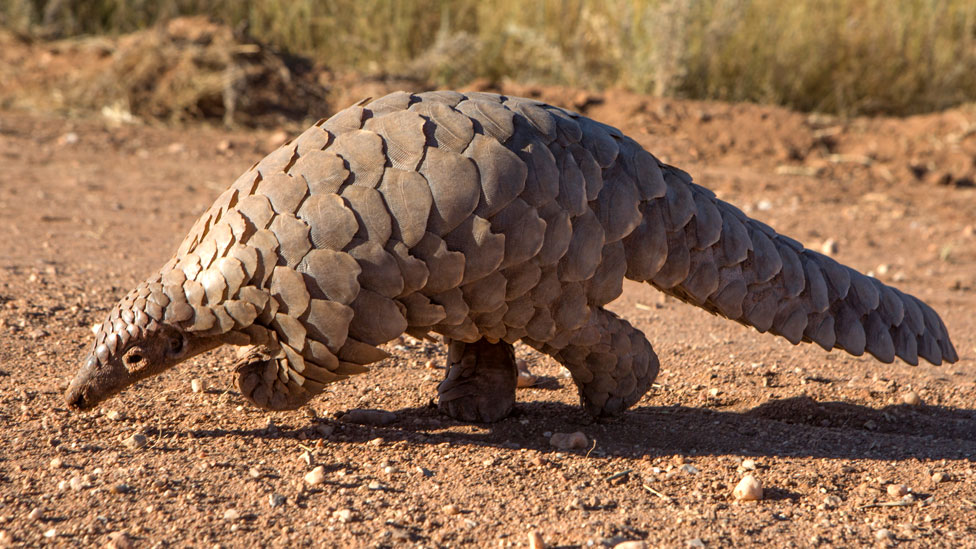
[[1, 16, 331, 127]]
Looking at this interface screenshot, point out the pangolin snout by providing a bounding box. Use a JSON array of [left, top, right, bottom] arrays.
[[65, 355, 98, 410]]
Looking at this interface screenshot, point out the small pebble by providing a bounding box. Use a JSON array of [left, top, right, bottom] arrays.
[[733, 475, 763, 501], [106, 531, 135, 549], [268, 493, 285, 508], [886, 484, 908, 497], [304, 466, 326, 486], [614, 542, 648, 549], [741, 459, 757, 471], [932, 472, 949, 483], [191, 379, 205, 393], [332, 508, 356, 523], [340, 409, 397, 426], [516, 359, 538, 388], [528, 531, 546, 549], [902, 391, 922, 406], [315, 424, 335, 437], [821, 238, 839, 255], [105, 410, 122, 421], [27, 508, 42, 521], [368, 481, 384, 490], [686, 539, 705, 548], [43, 529, 56, 539], [875, 528, 894, 542], [549, 431, 588, 450], [69, 475, 85, 491], [49, 457, 63, 469], [441, 504, 461, 515], [123, 433, 147, 449], [266, 130, 290, 149], [821, 494, 842, 509], [0, 531, 12, 546], [223, 509, 240, 521], [680, 464, 699, 475]]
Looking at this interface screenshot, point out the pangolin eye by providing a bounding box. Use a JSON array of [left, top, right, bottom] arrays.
[[168, 337, 185, 355]]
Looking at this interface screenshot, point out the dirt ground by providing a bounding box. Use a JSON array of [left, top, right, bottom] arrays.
[[1, 37, 976, 549]]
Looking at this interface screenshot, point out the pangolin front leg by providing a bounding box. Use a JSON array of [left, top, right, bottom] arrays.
[[437, 337, 518, 422]]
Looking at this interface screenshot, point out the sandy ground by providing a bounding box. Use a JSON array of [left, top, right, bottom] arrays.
[[1, 58, 975, 547]]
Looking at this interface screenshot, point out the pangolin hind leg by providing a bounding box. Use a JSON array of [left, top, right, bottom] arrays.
[[542, 307, 660, 417], [437, 337, 518, 422]]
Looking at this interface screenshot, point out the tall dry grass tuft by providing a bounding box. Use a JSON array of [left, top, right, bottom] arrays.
[[2, 0, 974, 115]]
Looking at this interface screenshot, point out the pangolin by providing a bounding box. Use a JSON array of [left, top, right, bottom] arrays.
[[65, 90, 958, 422]]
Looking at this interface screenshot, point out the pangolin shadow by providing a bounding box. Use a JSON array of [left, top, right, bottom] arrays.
[[169, 396, 976, 462]]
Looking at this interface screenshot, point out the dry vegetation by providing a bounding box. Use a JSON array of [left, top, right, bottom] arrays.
[[3, 0, 975, 116]]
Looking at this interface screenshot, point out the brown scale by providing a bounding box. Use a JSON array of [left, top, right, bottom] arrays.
[[66, 90, 959, 423]]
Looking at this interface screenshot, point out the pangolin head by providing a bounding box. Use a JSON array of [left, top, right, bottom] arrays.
[[65, 285, 220, 410]]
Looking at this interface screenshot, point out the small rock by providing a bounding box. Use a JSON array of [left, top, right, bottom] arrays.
[[685, 539, 705, 548], [528, 531, 546, 549], [680, 464, 699, 475], [68, 475, 85, 491], [902, 391, 922, 406], [340, 408, 397, 426], [315, 423, 335, 437], [49, 457, 63, 469], [874, 528, 894, 542], [27, 507, 42, 521], [614, 542, 648, 549], [517, 372, 538, 388], [223, 508, 240, 521], [549, 431, 588, 450], [191, 379, 205, 393], [516, 359, 538, 388], [932, 472, 949, 483], [332, 508, 356, 523], [821, 238, 838, 255], [886, 484, 908, 497], [123, 433, 147, 449], [106, 531, 135, 549], [60, 132, 79, 145], [368, 481, 384, 490], [105, 410, 123, 421], [0, 530, 12, 546], [733, 475, 763, 501], [304, 466, 327, 486], [821, 494, 842, 509], [268, 493, 285, 508], [740, 459, 757, 471], [441, 504, 461, 515], [266, 130, 290, 149], [43, 529, 56, 539]]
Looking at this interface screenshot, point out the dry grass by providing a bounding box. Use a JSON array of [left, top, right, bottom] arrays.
[[3, 0, 975, 115]]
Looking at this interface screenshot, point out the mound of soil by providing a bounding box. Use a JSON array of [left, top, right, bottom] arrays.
[[1, 16, 331, 127]]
